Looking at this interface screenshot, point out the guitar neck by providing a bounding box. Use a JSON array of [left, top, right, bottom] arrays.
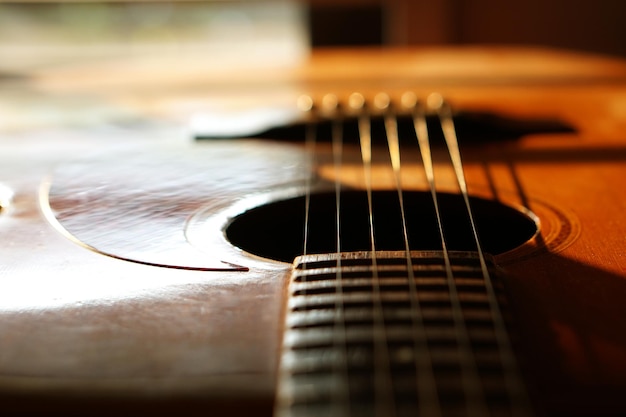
[[274, 250, 532, 417]]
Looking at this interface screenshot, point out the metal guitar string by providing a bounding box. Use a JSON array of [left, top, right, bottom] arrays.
[[349, 93, 397, 417], [296, 95, 316, 259], [371, 93, 443, 417], [433, 96, 532, 417], [325, 94, 352, 416], [403, 93, 489, 417], [295, 95, 317, 417], [295, 92, 531, 416]]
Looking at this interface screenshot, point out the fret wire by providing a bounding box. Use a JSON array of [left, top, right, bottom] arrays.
[[330, 103, 351, 416], [409, 97, 488, 417], [434, 97, 532, 416], [353, 94, 397, 417], [380, 98, 442, 417]]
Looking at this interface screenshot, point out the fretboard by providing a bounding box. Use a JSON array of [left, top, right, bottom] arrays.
[[274, 250, 532, 417]]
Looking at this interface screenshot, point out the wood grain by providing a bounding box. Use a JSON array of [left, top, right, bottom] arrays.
[[1, 46, 626, 416]]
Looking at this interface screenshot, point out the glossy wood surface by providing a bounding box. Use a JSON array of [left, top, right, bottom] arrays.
[[1, 46, 626, 416]]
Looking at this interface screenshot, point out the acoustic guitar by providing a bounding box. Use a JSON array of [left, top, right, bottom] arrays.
[[1, 46, 626, 417]]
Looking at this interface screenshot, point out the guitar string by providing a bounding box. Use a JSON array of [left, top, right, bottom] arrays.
[[298, 93, 529, 416], [298, 95, 315, 416], [406, 93, 489, 417], [375, 93, 443, 417], [327, 95, 352, 417], [297, 95, 316, 259], [434, 96, 532, 416], [350, 93, 397, 417]]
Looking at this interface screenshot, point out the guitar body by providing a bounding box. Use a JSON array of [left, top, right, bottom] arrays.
[[1, 47, 626, 416]]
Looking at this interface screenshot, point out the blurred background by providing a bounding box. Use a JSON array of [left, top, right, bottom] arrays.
[[308, 0, 626, 56], [1, 0, 624, 133], [2, 0, 625, 56], [2, 0, 626, 70]]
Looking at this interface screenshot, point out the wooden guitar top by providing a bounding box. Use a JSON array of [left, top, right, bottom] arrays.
[[1, 46, 626, 416]]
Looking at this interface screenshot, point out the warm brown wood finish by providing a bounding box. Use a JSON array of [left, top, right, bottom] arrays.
[[1, 47, 626, 416]]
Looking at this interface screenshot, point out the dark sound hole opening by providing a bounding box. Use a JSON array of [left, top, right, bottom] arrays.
[[225, 191, 538, 263]]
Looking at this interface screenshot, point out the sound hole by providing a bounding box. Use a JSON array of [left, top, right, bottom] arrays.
[[225, 191, 538, 263]]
